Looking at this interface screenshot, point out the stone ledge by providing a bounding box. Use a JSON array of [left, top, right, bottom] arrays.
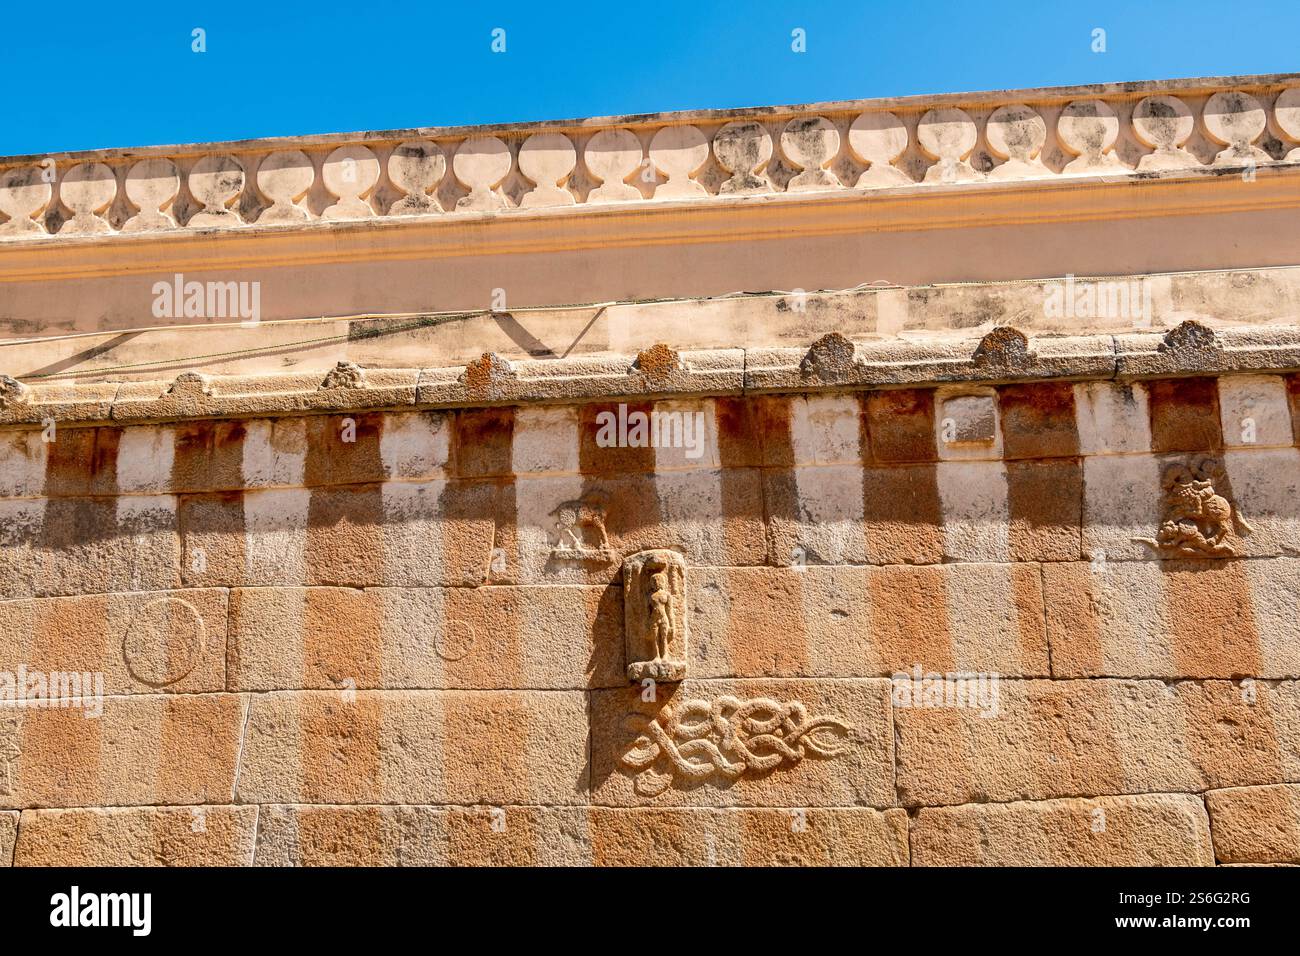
[[6, 326, 1300, 428]]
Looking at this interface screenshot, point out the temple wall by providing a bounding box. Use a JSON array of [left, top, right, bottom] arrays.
[[5, 72, 1300, 867], [3, 372, 1300, 865]]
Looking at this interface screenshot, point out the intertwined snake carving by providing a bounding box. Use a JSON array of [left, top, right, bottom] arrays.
[[621, 696, 854, 797]]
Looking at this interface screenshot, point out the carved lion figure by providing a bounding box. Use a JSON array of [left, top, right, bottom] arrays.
[[1137, 458, 1252, 557]]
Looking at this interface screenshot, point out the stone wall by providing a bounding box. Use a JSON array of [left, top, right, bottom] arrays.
[[3, 371, 1300, 865]]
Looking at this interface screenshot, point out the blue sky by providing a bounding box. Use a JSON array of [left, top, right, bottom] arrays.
[[4, 0, 1297, 156]]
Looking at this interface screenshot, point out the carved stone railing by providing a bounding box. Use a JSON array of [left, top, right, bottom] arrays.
[[1, 75, 1298, 242]]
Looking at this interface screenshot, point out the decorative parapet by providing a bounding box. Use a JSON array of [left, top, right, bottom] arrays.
[[2, 74, 1297, 242]]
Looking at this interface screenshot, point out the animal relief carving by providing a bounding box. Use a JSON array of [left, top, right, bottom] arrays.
[[624, 549, 687, 681], [1136, 457, 1253, 557], [622, 696, 854, 797], [548, 493, 614, 563]]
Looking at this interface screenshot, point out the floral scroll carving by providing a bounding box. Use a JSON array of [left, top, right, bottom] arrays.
[[1136, 457, 1253, 558], [622, 696, 854, 797]]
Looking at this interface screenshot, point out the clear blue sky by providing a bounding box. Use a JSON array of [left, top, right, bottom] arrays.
[[5, 0, 1297, 156]]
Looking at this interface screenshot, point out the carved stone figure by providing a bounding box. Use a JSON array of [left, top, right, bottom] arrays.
[[1136, 457, 1253, 558], [622, 696, 854, 797], [623, 549, 687, 681], [0, 374, 28, 410], [648, 570, 674, 661], [320, 361, 365, 390], [548, 492, 613, 562], [0, 715, 20, 797]]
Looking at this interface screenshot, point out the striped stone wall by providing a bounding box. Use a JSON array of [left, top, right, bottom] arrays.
[[3, 373, 1300, 865]]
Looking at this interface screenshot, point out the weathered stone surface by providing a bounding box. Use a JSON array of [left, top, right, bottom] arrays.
[[936, 461, 1011, 562], [513, 469, 766, 585], [227, 584, 622, 690], [1081, 454, 1163, 561], [8, 74, 1300, 872], [0, 693, 243, 809], [589, 807, 907, 866], [911, 794, 1214, 866], [1206, 784, 1300, 863], [0, 496, 181, 600], [179, 479, 502, 589], [1045, 558, 1300, 678], [236, 690, 588, 805], [14, 805, 257, 866], [998, 382, 1079, 459], [1222, 447, 1300, 557], [0, 588, 228, 694], [0, 811, 15, 865], [1148, 377, 1223, 452], [254, 805, 590, 866], [766, 464, 868, 566], [591, 678, 894, 808], [251, 805, 908, 866], [895, 678, 1300, 806], [861, 463, 944, 564], [1218, 375, 1293, 449], [688, 564, 1046, 678], [1073, 381, 1151, 455], [1006, 459, 1083, 561], [864, 389, 936, 463], [936, 390, 999, 457]]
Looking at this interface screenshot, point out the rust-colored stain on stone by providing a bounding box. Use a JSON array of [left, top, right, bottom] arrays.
[[461, 352, 514, 396], [634, 343, 681, 380]]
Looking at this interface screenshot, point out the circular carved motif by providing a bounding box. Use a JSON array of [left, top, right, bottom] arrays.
[[1131, 95, 1193, 149], [256, 150, 314, 222], [453, 136, 512, 189], [917, 108, 977, 161], [60, 162, 116, 215], [0, 167, 53, 234], [387, 140, 447, 214], [985, 104, 1046, 161], [1056, 100, 1120, 156], [1202, 91, 1266, 147], [1276, 88, 1300, 143], [584, 129, 642, 185], [435, 620, 475, 661], [848, 111, 908, 165], [124, 159, 181, 217], [123, 597, 205, 687], [189, 155, 245, 209]]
